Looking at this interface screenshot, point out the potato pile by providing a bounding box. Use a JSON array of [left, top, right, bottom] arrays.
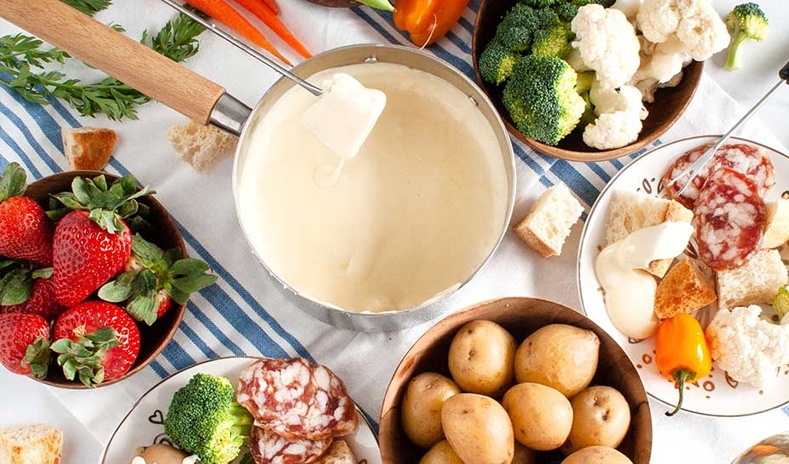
[[400, 320, 635, 464]]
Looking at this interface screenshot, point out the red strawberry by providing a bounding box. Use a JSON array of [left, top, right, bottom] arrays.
[[0, 163, 53, 266], [52, 301, 140, 386], [52, 211, 132, 306], [1, 277, 64, 321], [0, 313, 51, 378], [155, 289, 172, 319]]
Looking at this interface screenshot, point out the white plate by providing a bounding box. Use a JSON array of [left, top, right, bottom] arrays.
[[578, 135, 789, 417], [101, 356, 381, 463]]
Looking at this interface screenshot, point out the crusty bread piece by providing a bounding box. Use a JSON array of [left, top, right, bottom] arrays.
[[167, 120, 238, 173], [0, 424, 62, 464], [315, 439, 356, 464], [654, 256, 716, 319], [61, 127, 117, 171], [717, 249, 788, 310], [513, 184, 584, 258], [762, 199, 789, 249], [605, 190, 693, 278]]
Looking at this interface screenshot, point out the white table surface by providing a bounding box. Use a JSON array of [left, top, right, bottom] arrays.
[[0, 1, 788, 463]]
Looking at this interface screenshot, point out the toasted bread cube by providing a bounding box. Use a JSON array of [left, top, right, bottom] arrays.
[[61, 127, 118, 171], [315, 439, 356, 464], [717, 249, 788, 310], [0, 424, 62, 464], [654, 256, 717, 319], [513, 184, 584, 258]]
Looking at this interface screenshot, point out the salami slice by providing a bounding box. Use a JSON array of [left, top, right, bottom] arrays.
[[694, 168, 766, 271], [237, 357, 358, 441], [249, 426, 331, 464], [662, 143, 775, 208]]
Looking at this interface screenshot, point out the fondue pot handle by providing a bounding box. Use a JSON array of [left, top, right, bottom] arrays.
[[0, 0, 249, 133]]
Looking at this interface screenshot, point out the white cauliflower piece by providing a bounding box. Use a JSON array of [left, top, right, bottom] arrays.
[[706, 305, 789, 387], [583, 111, 643, 150], [636, 0, 730, 61], [571, 5, 641, 89], [611, 0, 643, 27], [589, 82, 647, 119]]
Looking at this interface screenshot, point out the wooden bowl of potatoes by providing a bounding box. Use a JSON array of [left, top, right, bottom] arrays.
[[379, 297, 651, 464]]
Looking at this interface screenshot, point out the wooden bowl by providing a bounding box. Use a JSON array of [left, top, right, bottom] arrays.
[[471, 0, 703, 162], [23, 171, 186, 389], [380, 297, 652, 463]]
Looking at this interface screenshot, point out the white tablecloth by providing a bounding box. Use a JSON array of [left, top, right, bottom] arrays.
[[1, 1, 788, 463]]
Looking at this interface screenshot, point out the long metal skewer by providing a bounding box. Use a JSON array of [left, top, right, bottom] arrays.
[[666, 60, 789, 197], [159, 0, 323, 96]]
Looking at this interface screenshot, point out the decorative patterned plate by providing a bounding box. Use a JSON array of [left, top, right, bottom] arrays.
[[578, 135, 789, 417], [101, 356, 381, 463]]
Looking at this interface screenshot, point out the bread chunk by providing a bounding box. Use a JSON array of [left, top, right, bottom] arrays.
[[717, 249, 788, 309], [654, 256, 716, 319], [513, 184, 584, 258], [605, 190, 693, 277], [315, 439, 356, 464], [61, 127, 118, 171], [763, 199, 789, 249], [0, 424, 62, 464], [167, 120, 238, 172]]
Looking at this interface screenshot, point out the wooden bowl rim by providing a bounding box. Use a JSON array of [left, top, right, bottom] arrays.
[[469, 0, 704, 162], [25, 170, 187, 390]]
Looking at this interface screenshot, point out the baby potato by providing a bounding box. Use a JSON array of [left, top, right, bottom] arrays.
[[401, 372, 461, 448], [448, 320, 516, 397], [514, 324, 600, 397], [419, 440, 464, 464], [560, 446, 633, 464], [135, 444, 188, 464], [502, 382, 573, 451], [562, 386, 631, 455], [441, 393, 514, 464], [512, 443, 538, 464]]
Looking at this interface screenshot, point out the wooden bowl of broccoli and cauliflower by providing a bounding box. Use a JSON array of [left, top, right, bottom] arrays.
[[472, 0, 705, 162]]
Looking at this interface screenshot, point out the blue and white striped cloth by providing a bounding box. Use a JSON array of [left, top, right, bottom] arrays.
[[1, 1, 789, 462]]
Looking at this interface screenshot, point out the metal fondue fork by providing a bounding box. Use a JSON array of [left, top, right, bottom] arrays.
[[665, 60, 789, 197], [159, 0, 323, 96]]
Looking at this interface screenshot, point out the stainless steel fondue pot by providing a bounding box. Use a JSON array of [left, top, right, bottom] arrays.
[[1, 0, 516, 332]]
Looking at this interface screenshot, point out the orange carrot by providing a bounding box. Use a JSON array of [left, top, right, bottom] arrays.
[[185, 0, 291, 65], [235, 0, 312, 59], [260, 0, 279, 15]]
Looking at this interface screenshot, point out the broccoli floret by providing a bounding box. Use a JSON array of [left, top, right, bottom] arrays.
[[503, 55, 586, 145], [520, 0, 559, 8], [773, 286, 789, 320], [572, 0, 614, 6], [531, 21, 574, 59], [495, 4, 540, 52], [164, 373, 253, 464], [575, 71, 596, 127], [724, 2, 768, 71], [552, 3, 579, 22], [479, 41, 521, 85]]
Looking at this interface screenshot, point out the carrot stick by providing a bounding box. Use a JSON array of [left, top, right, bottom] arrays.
[[235, 0, 312, 59], [185, 0, 291, 65], [260, 0, 279, 15]]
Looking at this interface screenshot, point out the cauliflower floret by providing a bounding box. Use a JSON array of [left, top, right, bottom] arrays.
[[611, 0, 643, 27], [583, 111, 643, 150], [571, 4, 641, 89], [706, 305, 789, 387], [589, 82, 647, 119], [636, 0, 730, 61]]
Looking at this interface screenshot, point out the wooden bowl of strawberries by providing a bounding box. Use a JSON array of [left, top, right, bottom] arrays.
[[0, 165, 216, 389]]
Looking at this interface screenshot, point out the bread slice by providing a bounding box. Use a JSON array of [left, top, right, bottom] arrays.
[[166, 120, 238, 173], [654, 256, 716, 319], [717, 249, 788, 310], [762, 199, 789, 249], [315, 439, 356, 464], [61, 127, 118, 171], [605, 190, 693, 277], [0, 424, 62, 464], [513, 184, 584, 258]]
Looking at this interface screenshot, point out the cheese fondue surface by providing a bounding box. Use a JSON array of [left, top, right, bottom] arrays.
[[238, 63, 508, 312]]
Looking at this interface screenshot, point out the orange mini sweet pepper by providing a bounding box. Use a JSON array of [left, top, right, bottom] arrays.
[[393, 0, 470, 47], [655, 313, 712, 417]]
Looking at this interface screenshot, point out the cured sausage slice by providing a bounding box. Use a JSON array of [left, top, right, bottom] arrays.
[[237, 357, 358, 440], [694, 168, 766, 271], [249, 426, 331, 464], [662, 143, 774, 208]]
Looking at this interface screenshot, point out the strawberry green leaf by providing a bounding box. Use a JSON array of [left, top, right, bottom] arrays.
[[116, 200, 139, 219], [0, 260, 16, 272], [126, 295, 158, 325], [116, 174, 137, 195], [132, 234, 164, 264], [162, 248, 182, 267], [172, 273, 217, 294], [50, 192, 82, 211], [0, 162, 26, 202], [134, 269, 158, 294], [92, 175, 108, 191], [71, 177, 93, 205], [22, 336, 51, 379], [98, 279, 134, 303], [170, 258, 210, 276], [0, 268, 31, 305], [31, 267, 53, 279], [167, 286, 190, 306], [52, 327, 122, 387]]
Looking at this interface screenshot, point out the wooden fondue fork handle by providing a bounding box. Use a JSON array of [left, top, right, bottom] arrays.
[[0, 0, 243, 129]]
